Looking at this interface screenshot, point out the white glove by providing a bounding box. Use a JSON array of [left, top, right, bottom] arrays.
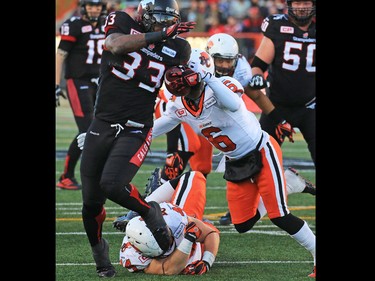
[[77, 132, 86, 150], [188, 60, 212, 82]]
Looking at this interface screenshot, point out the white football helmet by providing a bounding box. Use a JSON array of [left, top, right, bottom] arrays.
[[206, 33, 239, 77], [188, 48, 215, 77], [125, 216, 164, 258]]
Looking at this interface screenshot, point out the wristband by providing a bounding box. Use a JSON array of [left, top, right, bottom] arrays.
[[145, 31, 164, 44], [202, 251, 215, 269], [177, 238, 193, 255], [267, 108, 284, 125]]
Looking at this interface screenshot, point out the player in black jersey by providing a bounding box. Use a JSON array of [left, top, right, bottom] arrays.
[[247, 0, 316, 278], [56, 0, 107, 190], [79, 0, 195, 277]]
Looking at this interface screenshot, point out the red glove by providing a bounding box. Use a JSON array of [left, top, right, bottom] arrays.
[[181, 260, 210, 275], [162, 21, 196, 39], [275, 120, 295, 143], [184, 221, 202, 242]]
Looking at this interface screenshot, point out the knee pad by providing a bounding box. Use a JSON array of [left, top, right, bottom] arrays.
[[270, 213, 304, 235], [234, 211, 260, 233]]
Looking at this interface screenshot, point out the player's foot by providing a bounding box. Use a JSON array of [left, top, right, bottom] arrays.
[[143, 201, 172, 252], [145, 168, 161, 196], [96, 265, 116, 278], [92, 239, 116, 278], [57, 176, 81, 190], [113, 211, 139, 232], [219, 211, 232, 225], [285, 167, 316, 196], [308, 265, 316, 278]]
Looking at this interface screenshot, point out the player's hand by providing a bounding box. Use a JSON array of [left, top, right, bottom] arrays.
[[275, 120, 295, 143], [188, 60, 212, 82], [161, 152, 184, 180], [56, 85, 67, 107], [181, 260, 210, 275], [77, 133, 87, 150], [248, 74, 266, 90], [184, 221, 202, 242], [161, 21, 196, 39]]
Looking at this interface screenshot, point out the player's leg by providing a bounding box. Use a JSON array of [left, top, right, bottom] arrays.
[[189, 136, 213, 177], [57, 78, 95, 190], [258, 136, 316, 273]]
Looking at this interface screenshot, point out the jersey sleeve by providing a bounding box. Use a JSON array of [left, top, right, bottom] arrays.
[[58, 18, 81, 52], [233, 56, 252, 88], [261, 14, 284, 40], [119, 236, 152, 272], [104, 11, 134, 36]]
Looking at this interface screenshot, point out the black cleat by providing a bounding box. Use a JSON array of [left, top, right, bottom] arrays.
[[96, 265, 116, 278], [219, 211, 232, 225], [143, 201, 172, 252]]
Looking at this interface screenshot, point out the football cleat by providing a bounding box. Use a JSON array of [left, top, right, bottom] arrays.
[[57, 176, 81, 190], [219, 211, 232, 225], [285, 167, 316, 196], [96, 265, 116, 278], [92, 239, 116, 278], [113, 211, 139, 232], [145, 168, 162, 196], [143, 201, 172, 252], [308, 265, 316, 278]]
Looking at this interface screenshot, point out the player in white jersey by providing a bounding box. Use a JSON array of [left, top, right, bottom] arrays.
[[206, 33, 315, 226], [152, 49, 316, 278], [118, 170, 220, 275]]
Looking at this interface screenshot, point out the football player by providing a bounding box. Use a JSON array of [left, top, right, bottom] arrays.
[[56, 0, 107, 190], [117, 170, 220, 275], [78, 0, 195, 277], [152, 49, 316, 278], [206, 32, 315, 226]]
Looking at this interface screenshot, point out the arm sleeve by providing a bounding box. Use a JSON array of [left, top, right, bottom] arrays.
[[204, 76, 242, 112], [152, 115, 180, 139]]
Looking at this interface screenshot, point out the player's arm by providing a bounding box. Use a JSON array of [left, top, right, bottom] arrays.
[[152, 114, 181, 139], [56, 48, 67, 86]]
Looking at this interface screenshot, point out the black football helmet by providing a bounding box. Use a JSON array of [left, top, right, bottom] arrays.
[[80, 0, 107, 22], [136, 0, 181, 32], [286, 0, 316, 26]]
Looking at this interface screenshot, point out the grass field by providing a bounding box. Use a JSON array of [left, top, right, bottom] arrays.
[[56, 99, 315, 280]]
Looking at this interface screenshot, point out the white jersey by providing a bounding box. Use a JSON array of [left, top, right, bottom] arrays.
[[233, 55, 253, 88], [153, 76, 268, 160], [119, 202, 203, 272]]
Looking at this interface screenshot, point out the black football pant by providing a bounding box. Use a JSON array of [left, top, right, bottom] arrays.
[[61, 78, 97, 179], [80, 118, 152, 246]]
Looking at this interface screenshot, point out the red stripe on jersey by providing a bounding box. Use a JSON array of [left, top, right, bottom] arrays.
[[60, 35, 77, 42], [129, 129, 152, 167], [66, 79, 84, 117]]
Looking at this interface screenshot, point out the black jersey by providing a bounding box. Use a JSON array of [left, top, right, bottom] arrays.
[[58, 16, 106, 79], [261, 14, 316, 106], [94, 11, 192, 127]]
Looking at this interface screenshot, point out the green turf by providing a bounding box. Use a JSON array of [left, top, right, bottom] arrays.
[[56, 99, 315, 280]]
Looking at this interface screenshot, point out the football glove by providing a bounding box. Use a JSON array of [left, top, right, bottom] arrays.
[[160, 152, 184, 180], [275, 120, 295, 143], [161, 21, 196, 40], [188, 60, 212, 82], [56, 84, 67, 107], [184, 221, 202, 243], [248, 74, 267, 89], [165, 66, 200, 94], [77, 132, 86, 150], [113, 211, 139, 232], [181, 260, 210, 275]]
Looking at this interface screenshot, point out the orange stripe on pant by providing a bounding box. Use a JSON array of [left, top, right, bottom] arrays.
[[227, 136, 289, 224]]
